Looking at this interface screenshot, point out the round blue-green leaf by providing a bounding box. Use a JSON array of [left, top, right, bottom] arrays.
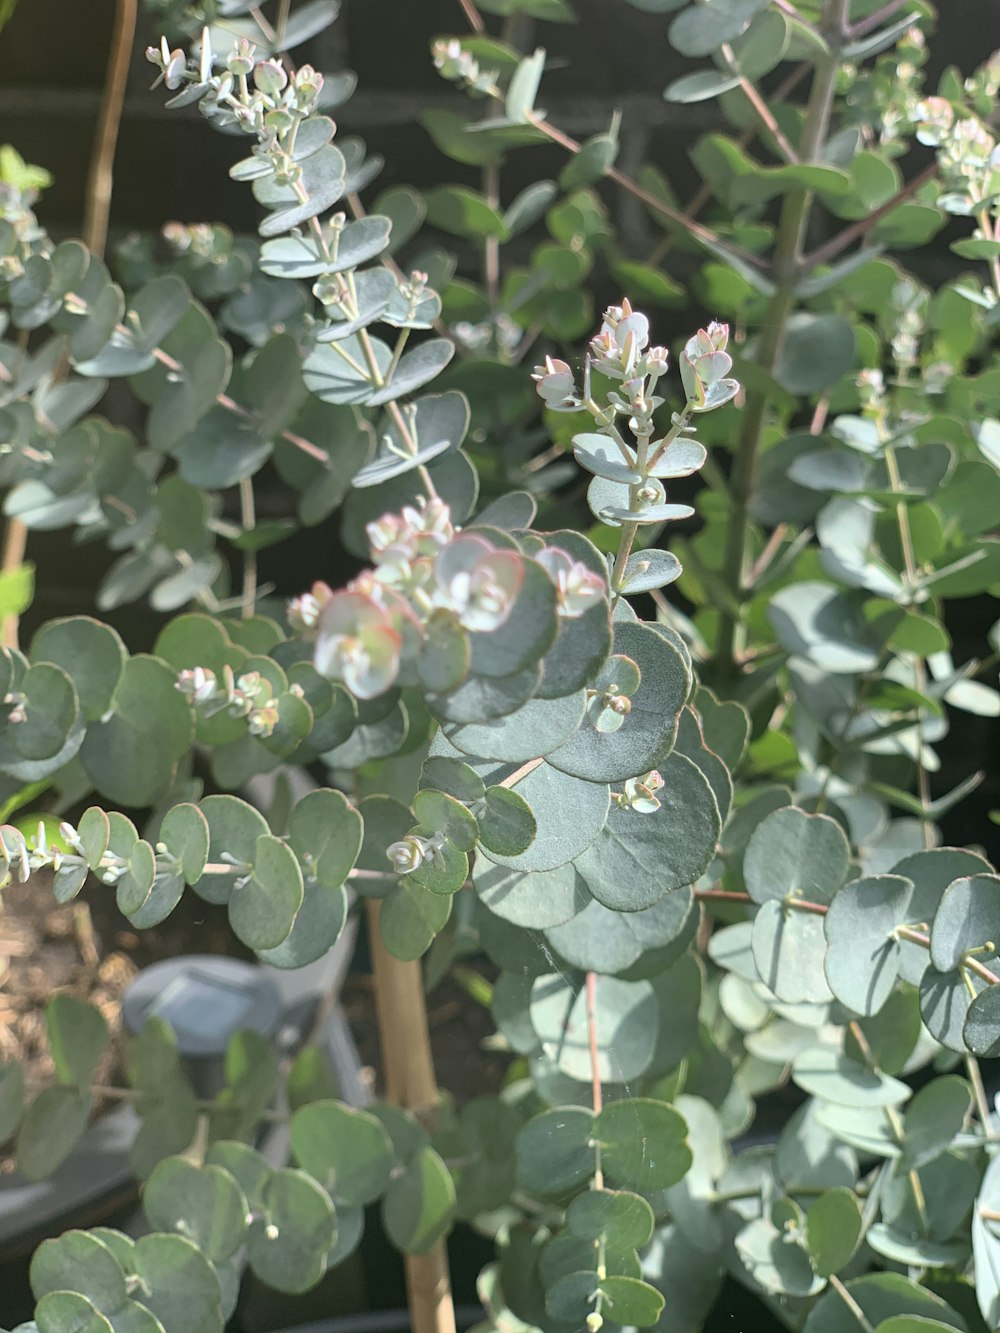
[[530, 974, 658, 1083], [256, 876, 348, 969], [416, 611, 469, 694], [920, 964, 984, 1052], [930, 873, 1000, 972], [420, 755, 485, 805], [380, 879, 451, 959], [474, 859, 586, 930], [600, 1275, 665, 1328], [144, 1158, 248, 1263], [791, 1048, 910, 1108], [407, 832, 469, 896], [775, 313, 855, 395], [736, 1217, 822, 1298], [768, 582, 879, 674], [116, 839, 157, 917], [545, 888, 694, 975], [80, 655, 194, 807], [16, 1086, 90, 1181], [892, 847, 991, 983], [197, 789, 270, 906], [46, 995, 108, 1089], [204, 1140, 273, 1210], [445, 691, 586, 765], [476, 786, 536, 857], [352, 391, 469, 487], [228, 833, 303, 950], [290, 1100, 393, 1206], [544, 1269, 599, 1326], [412, 789, 479, 852], [158, 802, 209, 885], [744, 805, 849, 906], [246, 1168, 336, 1293], [598, 1098, 691, 1191], [382, 1145, 456, 1254], [30, 1231, 127, 1315], [824, 875, 913, 1015], [805, 1187, 863, 1277], [874, 1317, 969, 1333], [963, 985, 1000, 1057], [367, 339, 455, 407], [668, 0, 768, 55], [618, 548, 682, 594], [8, 663, 78, 761], [574, 751, 720, 911], [803, 1273, 966, 1333], [566, 1189, 654, 1250], [475, 760, 610, 873], [255, 144, 346, 237], [546, 621, 690, 783], [34, 1292, 113, 1333], [515, 1106, 595, 1195], [0, 1059, 24, 1145], [129, 1234, 222, 1332], [30, 618, 126, 723], [76, 806, 110, 870], [466, 557, 559, 681], [900, 1076, 972, 1170]]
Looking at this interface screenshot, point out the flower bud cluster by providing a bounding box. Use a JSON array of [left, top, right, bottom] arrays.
[[3, 689, 26, 724], [0, 820, 128, 889], [678, 322, 737, 413], [146, 29, 326, 155], [533, 306, 737, 429], [175, 665, 292, 738], [386, 830, 449, 876], [612, 770, 665, 814], [291, 497, 605, 701], [431, 38, 499, 96], [917, 98, 1000, 213]]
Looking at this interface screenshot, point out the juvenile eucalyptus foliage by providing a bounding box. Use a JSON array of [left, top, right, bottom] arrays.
[[3, 1, 1000, 1331]]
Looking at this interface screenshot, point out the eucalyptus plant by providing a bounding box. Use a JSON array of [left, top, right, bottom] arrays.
[[4, 1, 1000, 1332]]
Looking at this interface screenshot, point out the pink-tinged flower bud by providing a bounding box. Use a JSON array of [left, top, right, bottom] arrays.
[[288, 581, 333, 634], [367, 512, 410, 558], [227, 37, 256, 78], [432, 38, 479, 83], [705, 321, 729, 352], [248, 703, 280, 737], [254, 59, 288, 97], [295, 64, 324, 102], [531, 356, 579, 409], [387, 834, 431, 874], [645, 345, 670, 376], [314, 591, 403, 699], [623, 770, 664, 814], [434, 535, 524, 632], [163, 47, 187, 90], [534, 547, 606, 618], [175, 666, 217, 704]]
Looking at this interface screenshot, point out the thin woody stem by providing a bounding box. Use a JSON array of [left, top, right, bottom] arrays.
[[586, 970, 604, 1191], [525, 113, 767, 272], [721, 45, 800, 165], [805, 163, 937, 268], [457, 0, 485, 32]]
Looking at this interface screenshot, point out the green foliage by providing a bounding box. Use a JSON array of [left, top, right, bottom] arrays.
[[4, 1, 1000, 1331]]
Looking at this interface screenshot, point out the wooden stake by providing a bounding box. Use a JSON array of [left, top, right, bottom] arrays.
[[366, 900, 457, 1333]]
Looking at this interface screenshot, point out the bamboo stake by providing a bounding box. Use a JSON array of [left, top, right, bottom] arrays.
[[366, 900, 457, 1333], [1, 0, 137, 649]]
